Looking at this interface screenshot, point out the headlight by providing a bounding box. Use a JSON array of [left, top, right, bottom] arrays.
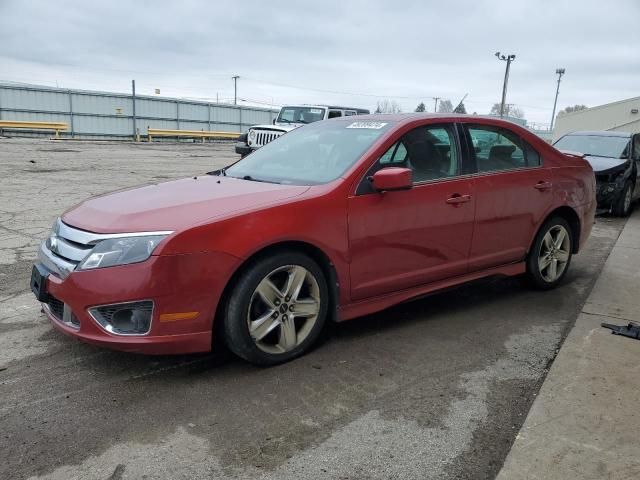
[[248, 130, 256, 139], [77, 235, 167, 270]]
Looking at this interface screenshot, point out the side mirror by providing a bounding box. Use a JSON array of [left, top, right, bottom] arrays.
[[371, 167, 413, 192]]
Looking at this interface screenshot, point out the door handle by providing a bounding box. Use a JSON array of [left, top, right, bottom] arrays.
[[534, 181, 552, 191], [446, 194, 472, 205]]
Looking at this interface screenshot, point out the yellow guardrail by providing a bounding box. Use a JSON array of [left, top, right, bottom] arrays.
[[147, 128, 240, 142], [0, 120, 69, 139]]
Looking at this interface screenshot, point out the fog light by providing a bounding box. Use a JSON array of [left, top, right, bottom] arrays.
[[89, 300, 153, 335]]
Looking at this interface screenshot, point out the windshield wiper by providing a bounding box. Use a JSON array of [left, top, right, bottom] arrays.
[[583, 153, 619, 158], [238, 175, 281, 184]]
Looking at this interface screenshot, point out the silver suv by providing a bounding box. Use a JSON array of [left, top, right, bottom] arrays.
[[235, 104, 369, 156]]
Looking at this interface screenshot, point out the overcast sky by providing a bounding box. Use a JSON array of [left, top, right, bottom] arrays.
[[1, 0, 638, 126]]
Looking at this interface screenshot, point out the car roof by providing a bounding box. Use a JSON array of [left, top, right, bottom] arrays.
[[563, 130, 632, 138], [284, 104, 369, 113], [346, 112, 525, 125]]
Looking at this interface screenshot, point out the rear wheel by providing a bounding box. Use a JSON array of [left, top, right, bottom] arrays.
[[223, 252, 328, 366], [526, 217, 573, 290], [612, 181, 633, 217]]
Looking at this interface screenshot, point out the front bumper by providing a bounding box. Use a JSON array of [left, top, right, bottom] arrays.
[[234, 143, 253, 156], [34, 251, 240, 355], [595, 172, 627, 208]]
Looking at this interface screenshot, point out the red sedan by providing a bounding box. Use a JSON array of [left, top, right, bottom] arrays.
[[31, 114, 596, 365]]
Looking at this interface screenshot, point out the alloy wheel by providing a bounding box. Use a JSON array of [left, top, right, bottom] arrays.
[[247, 265, 321, 354], [538, 225, 571, 283]]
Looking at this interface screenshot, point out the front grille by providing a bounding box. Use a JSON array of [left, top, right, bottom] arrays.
[[46, 224, 94, 270], [253, 130, 283, 147], [47, 295, 80, 328]]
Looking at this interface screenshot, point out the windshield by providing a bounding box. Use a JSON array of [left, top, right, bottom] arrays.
[[277, 106, 326, 124], [226, 120, 393, 185], [554, 134, 630, 158]]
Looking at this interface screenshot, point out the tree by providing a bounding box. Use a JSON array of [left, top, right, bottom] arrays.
[[375, 99, 402, 114], [489, 103, 502, 116], [415, 102, 426, 112], [507, 105, 524, 119], [558, 105, 588, 116], [489, 103, 524, 119], [437, 99, 453, 113], [453, 102, 467, 114]]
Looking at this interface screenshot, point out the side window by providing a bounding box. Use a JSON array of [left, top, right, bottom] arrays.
[[467, 125, 529, 172], [379, 125, 458, 183], [328, 110, 342, 119], [379, 142, 408, 165], [344, 110, 357, 116], [524, 142, 541, 166]]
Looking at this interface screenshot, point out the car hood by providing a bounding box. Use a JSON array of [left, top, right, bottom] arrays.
[[251, 124, 300, 132], [584, 155, 628, 174], [62, 175, 309, 233]]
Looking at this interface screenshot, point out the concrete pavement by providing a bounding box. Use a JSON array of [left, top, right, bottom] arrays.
[[497, 210, 640, 480]]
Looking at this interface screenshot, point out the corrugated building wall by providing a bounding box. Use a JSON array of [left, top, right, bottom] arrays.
[[0, 82, 278, 139], [553, 96, 640, 141]]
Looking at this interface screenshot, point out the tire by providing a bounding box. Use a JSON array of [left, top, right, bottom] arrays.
[[223, 251, 329, 366], [526, 216, 573, 290], [612, 181, 633, 217]]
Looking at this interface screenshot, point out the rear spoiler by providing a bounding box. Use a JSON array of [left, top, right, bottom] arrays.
[[558, 149, 587, 159]]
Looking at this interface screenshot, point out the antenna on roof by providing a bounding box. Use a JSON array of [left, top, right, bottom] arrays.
[[453, 93, 468, 112]]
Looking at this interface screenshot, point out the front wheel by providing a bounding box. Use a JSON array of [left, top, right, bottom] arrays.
[[223, 252, 329, 366], [526, 217, 573, 290], [612, 181, 633, 217]]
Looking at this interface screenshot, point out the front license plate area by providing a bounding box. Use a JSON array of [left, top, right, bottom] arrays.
[[30, 264, 50, 302]]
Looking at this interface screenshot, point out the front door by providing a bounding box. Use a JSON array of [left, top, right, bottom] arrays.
[[348, 123, 475, 300]]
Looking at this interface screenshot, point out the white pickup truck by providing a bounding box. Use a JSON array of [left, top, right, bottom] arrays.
[[235, 104, 370, 156]]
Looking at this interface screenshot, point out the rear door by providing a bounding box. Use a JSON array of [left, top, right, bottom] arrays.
[[462, 123, 552, 271]]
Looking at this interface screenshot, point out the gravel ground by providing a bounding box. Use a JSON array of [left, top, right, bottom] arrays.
[[0, 137, 627, 480]]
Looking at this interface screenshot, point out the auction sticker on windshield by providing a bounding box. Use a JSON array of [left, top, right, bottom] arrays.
[[346, 121, 388, 129]]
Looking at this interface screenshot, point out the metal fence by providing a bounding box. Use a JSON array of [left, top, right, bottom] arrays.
[[0, 81, 278, 140]]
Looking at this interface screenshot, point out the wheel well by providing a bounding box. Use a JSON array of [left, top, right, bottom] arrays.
[[542, 206, 581, 253], [212, 241, 340, 347]]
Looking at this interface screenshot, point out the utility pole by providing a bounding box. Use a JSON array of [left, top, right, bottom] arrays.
[[495, 52, 516, 117], [131, 79, 137, 141], [432, 97, 440, 113], [550, 68, 565, 132], [232, 75, 240, 105]]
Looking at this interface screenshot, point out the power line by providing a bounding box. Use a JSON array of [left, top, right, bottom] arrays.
[[242, 76, 436, 100]]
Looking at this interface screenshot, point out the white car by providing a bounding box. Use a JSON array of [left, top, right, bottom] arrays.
[[235, 105, 369, 156]]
